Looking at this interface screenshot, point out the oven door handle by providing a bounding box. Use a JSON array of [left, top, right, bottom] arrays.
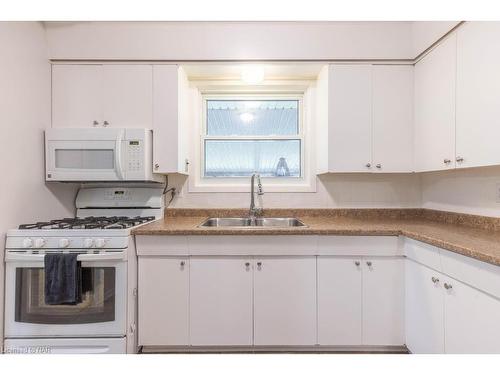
[[5, 252, 126, 262]]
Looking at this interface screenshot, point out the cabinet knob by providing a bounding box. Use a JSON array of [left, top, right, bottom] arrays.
[[444, 283, 453, 290], [354, 261, 360, 266], [375, 164, 381, 169], [366, 261, 372, 267], [154, 163, 159, 170], [93, 120, 99, 127], [456, 156, 464, 163], [443, 159, 451, 164], [245, 262, 250, 268], [431, 277, 440, 284], [103, 120, 109, 127], [180, 261, 185, 267], [257, 261, 262, 270], [365, 163, 371, 168]]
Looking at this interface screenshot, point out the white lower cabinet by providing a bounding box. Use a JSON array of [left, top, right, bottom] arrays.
[[189, 257, 253, 346], [317, 257, 362, 345], [254, 257, 317, 346], [138, 257, 189, 346], [405, 259, 445, 353], [362, 258, 404, 346], [443, 276, 500, 354], [318, 257, 404, 347]]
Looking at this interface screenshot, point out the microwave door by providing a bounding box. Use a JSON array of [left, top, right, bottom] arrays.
[[46, 140, 123, 181]]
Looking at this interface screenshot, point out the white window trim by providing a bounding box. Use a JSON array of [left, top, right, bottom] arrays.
[[188, 88, 316, 193]]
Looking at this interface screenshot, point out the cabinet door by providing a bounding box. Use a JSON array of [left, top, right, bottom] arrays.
[[254, 257, 317, 346], [444, 276, 500, 353], [414, 34, 457, 172], [138, 257, 189, 346], [405, 259, 444, 353], [102, 65, 153, 128], [328, 65, 373, 172], [190, 257, 253, 346], [372, 65, 414, 172], [456, 22, 500, 169], [52, 64, 102, 127], [317, 257, 362, 345], [362, 258, 404, 346]]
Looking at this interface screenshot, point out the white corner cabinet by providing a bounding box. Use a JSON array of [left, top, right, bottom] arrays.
[[404, 239, 500, 353], [414, 21, 500, 172], [51, 63, 189, 175], [136, 235, 405, 349], [317, 64, 414, 173]]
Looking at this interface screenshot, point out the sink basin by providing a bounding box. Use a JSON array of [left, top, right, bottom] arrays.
[[199, 217, 306, 228]]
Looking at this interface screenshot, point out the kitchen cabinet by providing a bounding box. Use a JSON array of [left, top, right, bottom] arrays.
[[253, 257, 317, 346], [52, 64, 153, 128], [405, 259, 445, 353], [414, 34, 457, 172], [322, 64, 413, 173], [317, 257, 363, 345], [152, 65, 190, 175], [189, 257, 253, 346], [455, 22, 500, 169], [138, 257, 189, 346], [443, 275, 500, 353], [362, 258, 404, 345], [372, 66, 414, 172], [318, 257, 404, 347], [327, 65, 373, 172]]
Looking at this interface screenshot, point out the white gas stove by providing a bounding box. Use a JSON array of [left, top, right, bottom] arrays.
[[4, 187, 164, 354]]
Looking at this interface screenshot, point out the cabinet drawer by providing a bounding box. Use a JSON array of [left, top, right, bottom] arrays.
[[135, 236, 188, 255], [404, 238, 442, 271], [317, 236, 400, 256]]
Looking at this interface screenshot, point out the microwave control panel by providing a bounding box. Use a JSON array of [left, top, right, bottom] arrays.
[[126, 140, 143, 172]]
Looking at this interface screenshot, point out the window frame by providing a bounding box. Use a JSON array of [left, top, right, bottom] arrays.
[[189, 90, 316, 193]]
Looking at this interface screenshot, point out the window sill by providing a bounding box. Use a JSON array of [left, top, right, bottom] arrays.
[[188, 178, 317, 193]]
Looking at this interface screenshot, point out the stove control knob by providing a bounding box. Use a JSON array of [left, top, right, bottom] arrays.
[[34, 238, 46, 248], [59, 238, 70, 248], [83, 238, 94, 248], [22, 238, 33, 248], [95, 238, 106, 248]]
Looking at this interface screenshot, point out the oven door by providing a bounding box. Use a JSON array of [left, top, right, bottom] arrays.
[[45, 130, 125, 181], [4, 252, 127, 338]]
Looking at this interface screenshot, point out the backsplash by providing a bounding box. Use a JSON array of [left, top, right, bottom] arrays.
[[168, 173, 422, 209]]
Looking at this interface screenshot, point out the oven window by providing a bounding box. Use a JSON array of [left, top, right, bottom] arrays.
[[15, 267, 115, 324], [55, 149, 114, 169]]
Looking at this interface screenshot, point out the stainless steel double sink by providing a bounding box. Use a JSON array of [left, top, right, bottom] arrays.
[[199, 217, 306, 228]]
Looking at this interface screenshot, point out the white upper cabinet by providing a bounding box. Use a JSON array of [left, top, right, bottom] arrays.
[[414, 33, 457, 172], [456, 22, 500, 169], [327, 65, 373, 172], [101, 65, 152, 128], [52, 64, 153, 128], [152, 65, 190, 175], [372, 65, 414, 172], [52, 65, 102, 128], [320, 64, 414, 173]]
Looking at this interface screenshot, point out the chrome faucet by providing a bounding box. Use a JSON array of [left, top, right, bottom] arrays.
[[249, 173, 264, 219]]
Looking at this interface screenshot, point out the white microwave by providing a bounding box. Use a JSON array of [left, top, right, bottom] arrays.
[[45, 128, 164, 183]]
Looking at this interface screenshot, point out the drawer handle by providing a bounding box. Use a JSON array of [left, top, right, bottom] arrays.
[[431, 277, 439, 284], [444, 283, 453, 290]]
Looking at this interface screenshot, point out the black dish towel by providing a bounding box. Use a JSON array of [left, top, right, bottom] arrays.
[[44, 253, 82, 305]]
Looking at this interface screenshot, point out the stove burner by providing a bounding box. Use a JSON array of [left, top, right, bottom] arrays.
[[18, 216, 156, 230]]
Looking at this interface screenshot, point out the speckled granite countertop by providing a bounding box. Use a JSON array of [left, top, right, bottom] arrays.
[[133, 209, 500, 267]]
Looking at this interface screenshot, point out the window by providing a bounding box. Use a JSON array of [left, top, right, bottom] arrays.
[[203, 97, 303, 178]]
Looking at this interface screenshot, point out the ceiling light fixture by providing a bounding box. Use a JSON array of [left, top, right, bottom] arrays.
[[241, 65, 265, 84]]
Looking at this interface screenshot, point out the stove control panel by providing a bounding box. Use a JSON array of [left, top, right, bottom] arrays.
[[7, 236, 129, 250]]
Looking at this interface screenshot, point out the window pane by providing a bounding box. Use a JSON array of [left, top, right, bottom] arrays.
[[205, 140, 301, 177], [206, 100, 299, 136]]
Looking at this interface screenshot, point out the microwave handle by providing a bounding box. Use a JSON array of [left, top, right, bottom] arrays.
[[115, 130, 125, 180]]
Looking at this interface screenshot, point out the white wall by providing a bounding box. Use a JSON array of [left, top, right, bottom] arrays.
[[44, 21, 414, 60], [169, 174, 421, 208], [0, 22, 78, 342], [412, 21, 460, 57], [421, 166, 500, 217]]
